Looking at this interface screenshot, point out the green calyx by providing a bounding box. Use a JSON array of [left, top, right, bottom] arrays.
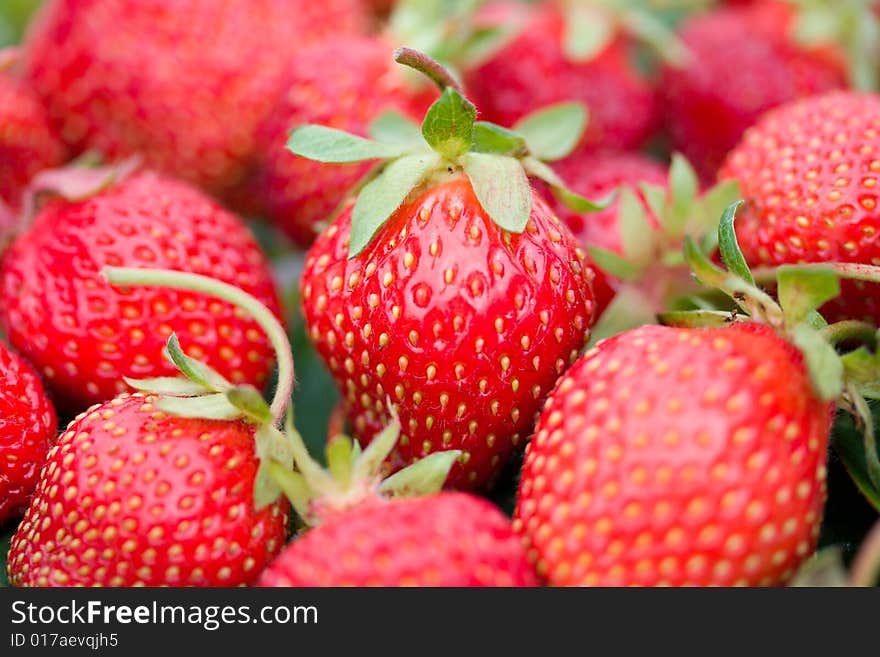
[[789, 0, 880, 91], [103, 267, 297, 510], [268, 406, 461, 527], [661, 202, 880, 491], [561, 0, 697, 67], [588, 154, 741, 342], [287, 47, 605, 259]]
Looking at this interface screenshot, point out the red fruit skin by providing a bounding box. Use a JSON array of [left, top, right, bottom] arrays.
[[0, 342, 57, 524], [660, 0, 846, 181], [256, 37, 430, 247], [21, 0, 368, 204], [515, 323, 833, 586], [540, 151, 668, 315], [301, 177, 596, 491], [465, 2, 657, 152], [0, 72, 65, 214], [719, 91, 880, 323], [0, 171, 282, 413], [7, 393, 289, 587], [258, 493, 538, 587]]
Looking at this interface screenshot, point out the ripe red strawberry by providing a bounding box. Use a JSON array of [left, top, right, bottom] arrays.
[[538, 150, 668, 315], [255, 37, 426, 247], [6, 392, 289, 586], [0, 169, 281, 413], [465, 2, 658, 152], [259, 492, 537, 586], [0, 66, 65, 216], [0, 341, 57, 525], [660, 0, 846, 181], [302, 178, 595, 490], [719, 91, 880, 323], [21, 0, 368, 204], [515, 322, 834, 586]]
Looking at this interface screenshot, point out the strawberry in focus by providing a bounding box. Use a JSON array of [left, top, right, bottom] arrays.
[[0, 341, 57, 525], [0, 169, 281, 413]]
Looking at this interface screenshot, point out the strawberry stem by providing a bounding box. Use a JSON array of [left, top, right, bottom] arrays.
[[102, 267, 294, 425], [393, 46, 464, 93]]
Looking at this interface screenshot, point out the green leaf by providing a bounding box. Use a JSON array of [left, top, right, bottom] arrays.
[[287, 125, 406, 163], [717, 200, 753, 285], [588, 246, 642, 282], [666, 153, 699, 236], [165, 333, 232, 392], [513, 102, 588, 162], [379, 450, 461, 498], [522, 157, 610, 213], [563, 5, 615, 62], [155, 393, 242, 421], [463, 152, 532, 233], [618, 187, 655, 264], [472, 122, 528, 157], [226, 385, 273, 425], [791, 324, 844, 402], [421, 87, 476, 160], [349, 153, 441, 258], [777, 265, 841, 327], [588, 286, 657, 344], [123, 376, 209, 397], [368, 110, 425, 149]]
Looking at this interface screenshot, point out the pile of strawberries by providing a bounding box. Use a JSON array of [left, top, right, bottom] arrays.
[[2, 0, 880, 588]]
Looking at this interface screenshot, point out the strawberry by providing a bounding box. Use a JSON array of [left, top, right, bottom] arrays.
[[0, 58, 65, 215], [516, 322, 833, 586], [257, 406, 537, 587], [659, 0, 846, 181], [7, 266, 297, 587], [464, 2, 659, 152], [259, 493, 537, 586], [719, 91, 880, 323], [255, 37, 426, 247], [0, 167, 281, 413], [6, 393, 289, 587], [0, 340, 57, 525], [292, 52, 600, 490], [537, 150, 668, 315], [514, 203, 880, 586], [20, 0, 368, 205]]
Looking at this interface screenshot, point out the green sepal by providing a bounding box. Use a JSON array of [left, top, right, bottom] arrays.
[[368, 110, 425, 149], [563, 4, 615, 62], [619, 8, 691, 68], [841, 345, 880, 399], [122, 376, 209, 397], [349, 153, 441, 258], [639, 182, 667, 227], [789, 548, 850, 587], [588, 245, 643, 282], [421, 87, 476, 160], [472, 122, 528, 157], [351, 414, 403, 485], [165, 333, 232, 392], [717, 200, 754, 285], [847, 386, 880, 489], [777, 264, 841, 327], [226, 384, 273, 425], [618, 187, 655, 264], [463, 152, 532, 233], [252, 423, 296, 510], [264, 461, 313, 518], [379, 450, 461, 498], [665, 153, 699, 236], [513, 102, 588, 162], [522, 157, 610, 213], [154, 393, 242, 421], [790, 324, 844, 402], [658, 309, 736, 329], [325, 436, 355, 490], [287, 125, 408, 163], [588, 286, 658, 344]]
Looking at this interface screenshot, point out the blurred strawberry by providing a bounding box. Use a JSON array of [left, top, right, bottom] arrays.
[[21, 0, 368, 206]]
